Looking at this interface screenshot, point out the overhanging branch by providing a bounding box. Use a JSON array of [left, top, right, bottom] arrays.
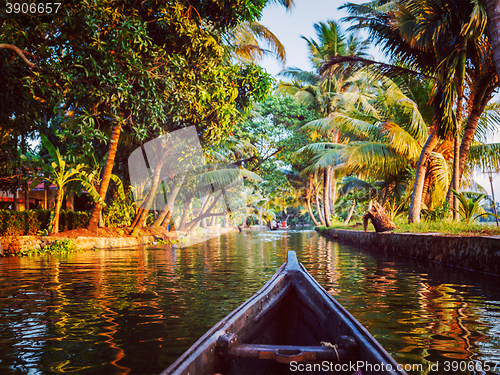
[[0, 44, 35, 68]]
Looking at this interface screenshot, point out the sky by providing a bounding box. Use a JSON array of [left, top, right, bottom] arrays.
[[258, 0, 381, 76], [256, 0, 500, 209]]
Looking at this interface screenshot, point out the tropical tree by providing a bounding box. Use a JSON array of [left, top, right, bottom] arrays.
[[278, 20, 371, 226], [296, 73, 455, 221], [2, 0, 281, 233], [451, 189, 500, 224], [483, 0, 500, 78], [34, 136, 85, 234], [342, 0, 496, 223]]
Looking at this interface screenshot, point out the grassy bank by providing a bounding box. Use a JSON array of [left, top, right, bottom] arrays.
[[324, 218, 500, 236]]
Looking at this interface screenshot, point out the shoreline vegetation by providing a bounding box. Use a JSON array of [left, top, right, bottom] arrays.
[[2, 0, 500, 251], [0, 225, 244, 257], [323, 219, 500, 237], [3, 218, 500, 258]]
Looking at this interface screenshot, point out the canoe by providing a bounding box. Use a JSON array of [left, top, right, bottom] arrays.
[[161, 251, 407, 375]]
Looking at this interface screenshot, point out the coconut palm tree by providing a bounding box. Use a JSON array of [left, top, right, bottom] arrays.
[[342, 0, 494, 222], [483, 0, 500, 78], [297, 75, 454, 219], [226, 21, 287, 66], [278, 21, 370, 226]]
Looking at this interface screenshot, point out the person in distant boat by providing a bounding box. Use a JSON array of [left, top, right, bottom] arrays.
[[270, 219, 278, 230]]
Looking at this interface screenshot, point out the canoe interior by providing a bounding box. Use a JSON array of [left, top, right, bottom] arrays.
[[216, 286, 343, 375], [163, 252, 405, 375]]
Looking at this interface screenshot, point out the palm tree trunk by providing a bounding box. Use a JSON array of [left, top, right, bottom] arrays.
[[452, 134, 460, 220], [329, 172, 336, 217], [421, 171, 431, 209], [343, 200, 356, 226], [485, 0, 500, 79], [458, 100, 493, 182], [183, 192, 222, 231], [150, 176, 184, 228], [132, 161, 165, 233], [177, 198, 192, 231], [307, 175, 321, 226], [315, 191, 326, 226], [323, 168, 332, 227], [51, 188, 64, 234], [258, 206, 264, 225], [161, 210, 173, 229], [87, 123, 122, 232], [44, 180, 49, 209], [409, 129, 439, 223], [306, 195, 321, 226]]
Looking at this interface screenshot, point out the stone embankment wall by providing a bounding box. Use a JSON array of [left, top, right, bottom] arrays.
[[0, 235, 159, 255], [319, 228, 500, 276], [0, 227, 238, 256]]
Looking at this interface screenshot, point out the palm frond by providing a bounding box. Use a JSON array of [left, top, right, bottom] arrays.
[[343, 142, 408, 178], [198, 167, 262, 188], [394, 98, 429, 143], [295, 142, 345, 155], [381, 121, 422, 162], [277, 68, 320, 85], [338, 176, 374, 196], [426, 152, 450, 208], [474, 105, 500, 143], [467, 142, 500, 172]]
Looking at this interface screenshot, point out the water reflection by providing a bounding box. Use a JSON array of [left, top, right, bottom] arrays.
[[0, 230, 499, 374]]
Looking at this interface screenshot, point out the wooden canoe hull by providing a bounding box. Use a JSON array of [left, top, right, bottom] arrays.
[[162, 251, 407, 375]]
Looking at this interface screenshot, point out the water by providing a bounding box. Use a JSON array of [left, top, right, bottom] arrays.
[[0, 229, 499, 374]]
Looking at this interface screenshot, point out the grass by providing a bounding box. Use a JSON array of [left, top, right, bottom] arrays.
[[323, 218, 500, 236], [18, 239, 81, 257]]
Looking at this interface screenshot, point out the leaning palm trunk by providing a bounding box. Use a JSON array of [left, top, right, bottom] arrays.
[[161, 211, 173, 229], [132, 160, 166, 234], [458, 84, 496, 182], [150, 176, 185, 228], [409, 129, 440, 223], [484, 0, 500, 79], [306, 175, 321, 226], [306, 195, 321, 226], [184, 192, 223, 232], [177, 198, 192, 231], [323, 168, 332, 227], [343, 200, 356, 226], [315, 191, 326, 226], [88, 123, 122, 232]]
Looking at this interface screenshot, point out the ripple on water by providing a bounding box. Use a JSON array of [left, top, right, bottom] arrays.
[[0, 231, 500, 374]]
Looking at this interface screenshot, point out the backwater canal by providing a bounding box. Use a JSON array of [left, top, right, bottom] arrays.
[[0, 229, 499, 375]]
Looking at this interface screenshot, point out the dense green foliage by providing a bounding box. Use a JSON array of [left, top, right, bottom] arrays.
[[0, 210, 89, 236], [2, 0, 500, 235]]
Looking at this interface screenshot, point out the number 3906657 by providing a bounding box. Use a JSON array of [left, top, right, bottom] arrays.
[[6, 3, 62, 14]]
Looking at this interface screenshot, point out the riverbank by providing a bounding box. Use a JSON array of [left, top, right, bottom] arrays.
[[318, 227, 500, 276], [0, 226, 237, 256]]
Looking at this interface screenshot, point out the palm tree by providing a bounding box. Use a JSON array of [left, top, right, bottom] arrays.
[[342, 0, 493, 222], [298, 75, 454, 218], [278, 21, 370, 227], [483, 0, 500, 78], [226, 21, 287, 66]]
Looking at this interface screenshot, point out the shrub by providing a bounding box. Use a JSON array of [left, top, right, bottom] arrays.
[[18, 239, 78, 257], [0, 210, 89, 236]]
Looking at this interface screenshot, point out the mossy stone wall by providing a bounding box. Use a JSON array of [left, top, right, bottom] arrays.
[[319, 228, 500, 276]]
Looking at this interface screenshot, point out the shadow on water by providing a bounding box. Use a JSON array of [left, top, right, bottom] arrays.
[[0, 229, 499, 374]]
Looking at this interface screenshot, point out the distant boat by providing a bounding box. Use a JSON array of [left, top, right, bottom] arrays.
[[161, 251, 407, 375]]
